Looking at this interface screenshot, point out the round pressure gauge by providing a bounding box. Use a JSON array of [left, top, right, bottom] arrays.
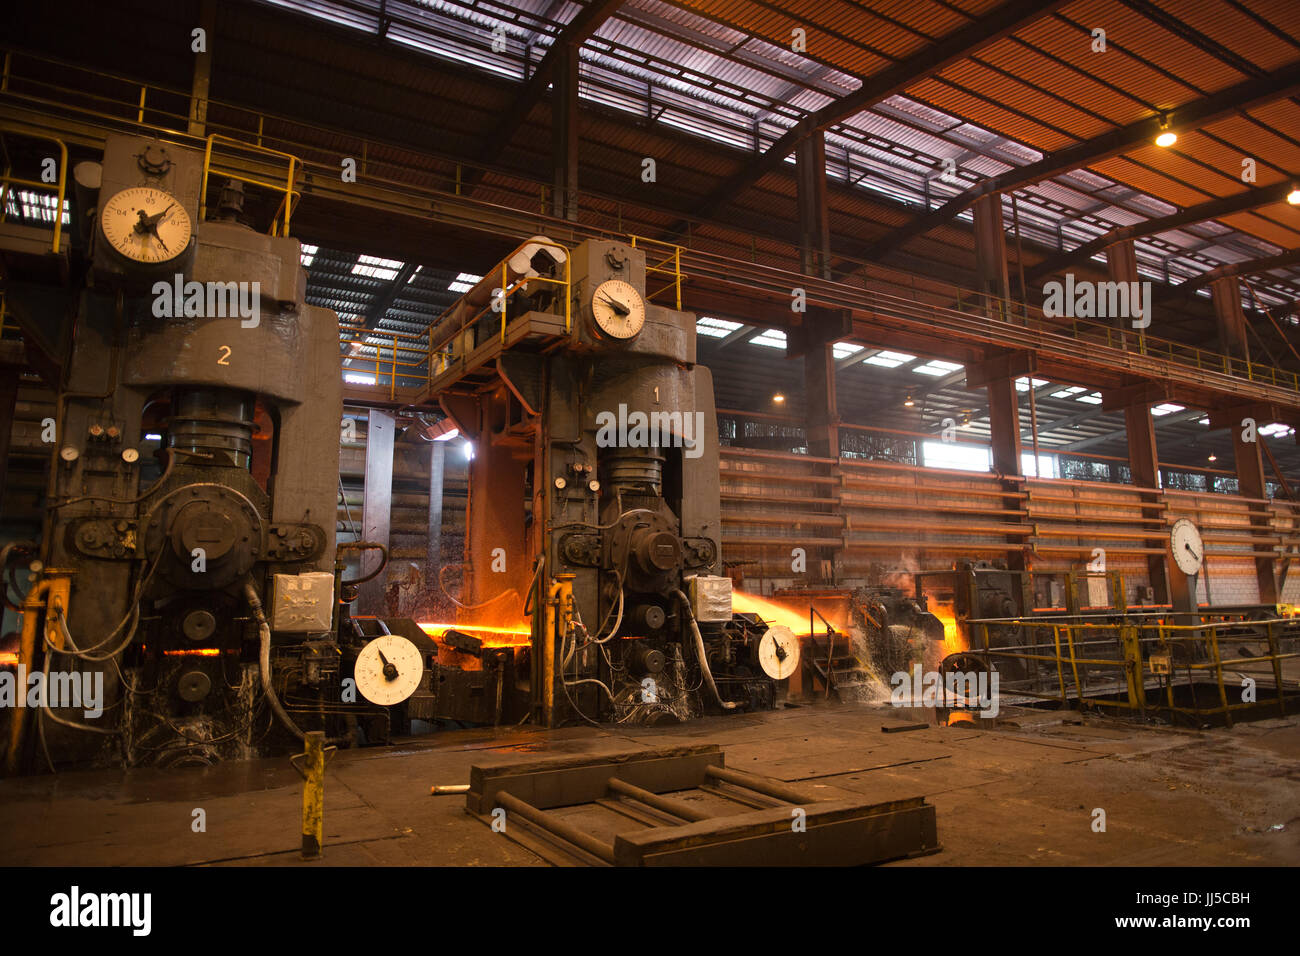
[[1170, 517, 1204, 576], [354, 635, 424, 706], [99, 186, 192, 265], [591, 278, 646, 340], [758, 624, 800, 681]]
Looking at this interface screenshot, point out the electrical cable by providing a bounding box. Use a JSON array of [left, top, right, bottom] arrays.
[[437, 562, 519, 611], [338, 541, 389, 585], [45, 450, 186, 510], [672, 588, 738, 711], [36, 648, 120, 736], [338, 475, 360, 537], [243, 578, 308, 743], [522, 553, 545, 617]]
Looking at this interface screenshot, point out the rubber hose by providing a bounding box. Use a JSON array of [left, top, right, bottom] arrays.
[[244, 580, 307, 742], [672, 588, 737, 711]]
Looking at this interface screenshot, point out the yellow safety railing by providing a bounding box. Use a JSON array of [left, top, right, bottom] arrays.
[[338, 323, 431, 401], [963, 614, 1298, 726], [200, 133, 300, 237], [495, 238, 571, 344], [0, 131, 68, 254], [422, 238, 572, 390], [628, 234, 683, 309]]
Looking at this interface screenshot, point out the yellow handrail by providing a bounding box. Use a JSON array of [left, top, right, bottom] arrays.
[[0, 132, 68, 254], [200, 133, 300, 236]]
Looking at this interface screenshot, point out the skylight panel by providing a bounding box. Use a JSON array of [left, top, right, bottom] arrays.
[[352, 255, 403, 280], [864, 350, 916, 368], [913, 359, 963, 376]]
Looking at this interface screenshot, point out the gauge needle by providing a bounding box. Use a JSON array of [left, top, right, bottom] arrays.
[[377, 647, 398, 680], [600, 294, 630, 316], [1184, 543, 1200, 562]]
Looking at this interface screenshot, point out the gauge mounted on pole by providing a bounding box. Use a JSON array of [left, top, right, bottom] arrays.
[[1169, 517, 1204, 577], [354, 635, 424, 706]]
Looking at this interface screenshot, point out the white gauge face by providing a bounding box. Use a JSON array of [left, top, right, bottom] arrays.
[[1170, 518, 1204, 576], [758, 624, 801, 681], [591, 278, 646, 340], [354, 635, 424, 706], [100, 186, 192, 265]]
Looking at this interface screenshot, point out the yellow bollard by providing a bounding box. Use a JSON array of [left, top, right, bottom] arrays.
[[291, 731, 333, 859]]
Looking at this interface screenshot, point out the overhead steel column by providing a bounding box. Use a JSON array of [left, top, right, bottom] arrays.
[[972, 194, 1024, 569], [551, 42, 579, 222], [1210, 276, 1250, 359], [359, 409, 395, 613], [0, 371, 17, 515], [796, 130, 830, 280], [1233, 427, 1278, 603], [187, 0, 216, 138], [804, 336, 838, 459], [1210, 277, 1278, 602], [1123, 402, 1184, 607], [427, 438, 446, 593], [971, 194, 1011, 312], [987, 374, 1025, 571]]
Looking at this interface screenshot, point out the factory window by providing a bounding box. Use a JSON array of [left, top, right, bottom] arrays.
[[921, 440, 990, 473], [1150, 403, 1185, 416], [1021, 452, 1057, 478], [1260, 423, 1295, 438], [352, 255, 404, 280], [696, 316, 743, 337], [3, 190, 70, 225], [750, 329, 787, 349], [1015, 377, 1049, 392], [1051, 386, 1086, 398], [448, 272, 482, 294], [299, 244, 318, 268], [1075, 392, 1102, 404], [832, 343, 864, 359], [912, 359, 963, 376], [863, 350, 916, 368]]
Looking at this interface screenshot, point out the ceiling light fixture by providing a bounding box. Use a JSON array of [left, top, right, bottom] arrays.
[[1207, 452, 1217, 463], [1288, 185, 1300, 206], [772, 393, 785, 404], [904, 393, 915, 407], [1155, 114, 1177, 148]]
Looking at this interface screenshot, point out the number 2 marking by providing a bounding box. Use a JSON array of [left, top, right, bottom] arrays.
[[217, 345, 231, 366]]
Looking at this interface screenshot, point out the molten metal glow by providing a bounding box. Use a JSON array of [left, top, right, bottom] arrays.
[[418, 622, 531, 648], [0, 652, 18, 667], [731, 591, 836, 634], [162, 648, 221, 657], [928, 601, 965, 656]]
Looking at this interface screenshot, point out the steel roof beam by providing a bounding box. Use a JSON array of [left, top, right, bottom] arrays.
[[472, 0, 624, 172], [860, 61, 1300, 263], [669, 0, 1067, 229], [1027, 179, 1300, 283]]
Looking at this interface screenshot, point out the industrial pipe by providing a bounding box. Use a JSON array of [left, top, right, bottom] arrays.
[[672, 588, 737, 711], [244, 579, 308, 742]]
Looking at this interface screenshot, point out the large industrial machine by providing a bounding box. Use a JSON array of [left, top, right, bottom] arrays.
[[424, 236, 798, 726], [0, 133, 408, 771]]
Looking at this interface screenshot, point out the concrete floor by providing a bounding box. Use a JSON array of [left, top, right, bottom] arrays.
[[1, 702, 1297, 866]]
